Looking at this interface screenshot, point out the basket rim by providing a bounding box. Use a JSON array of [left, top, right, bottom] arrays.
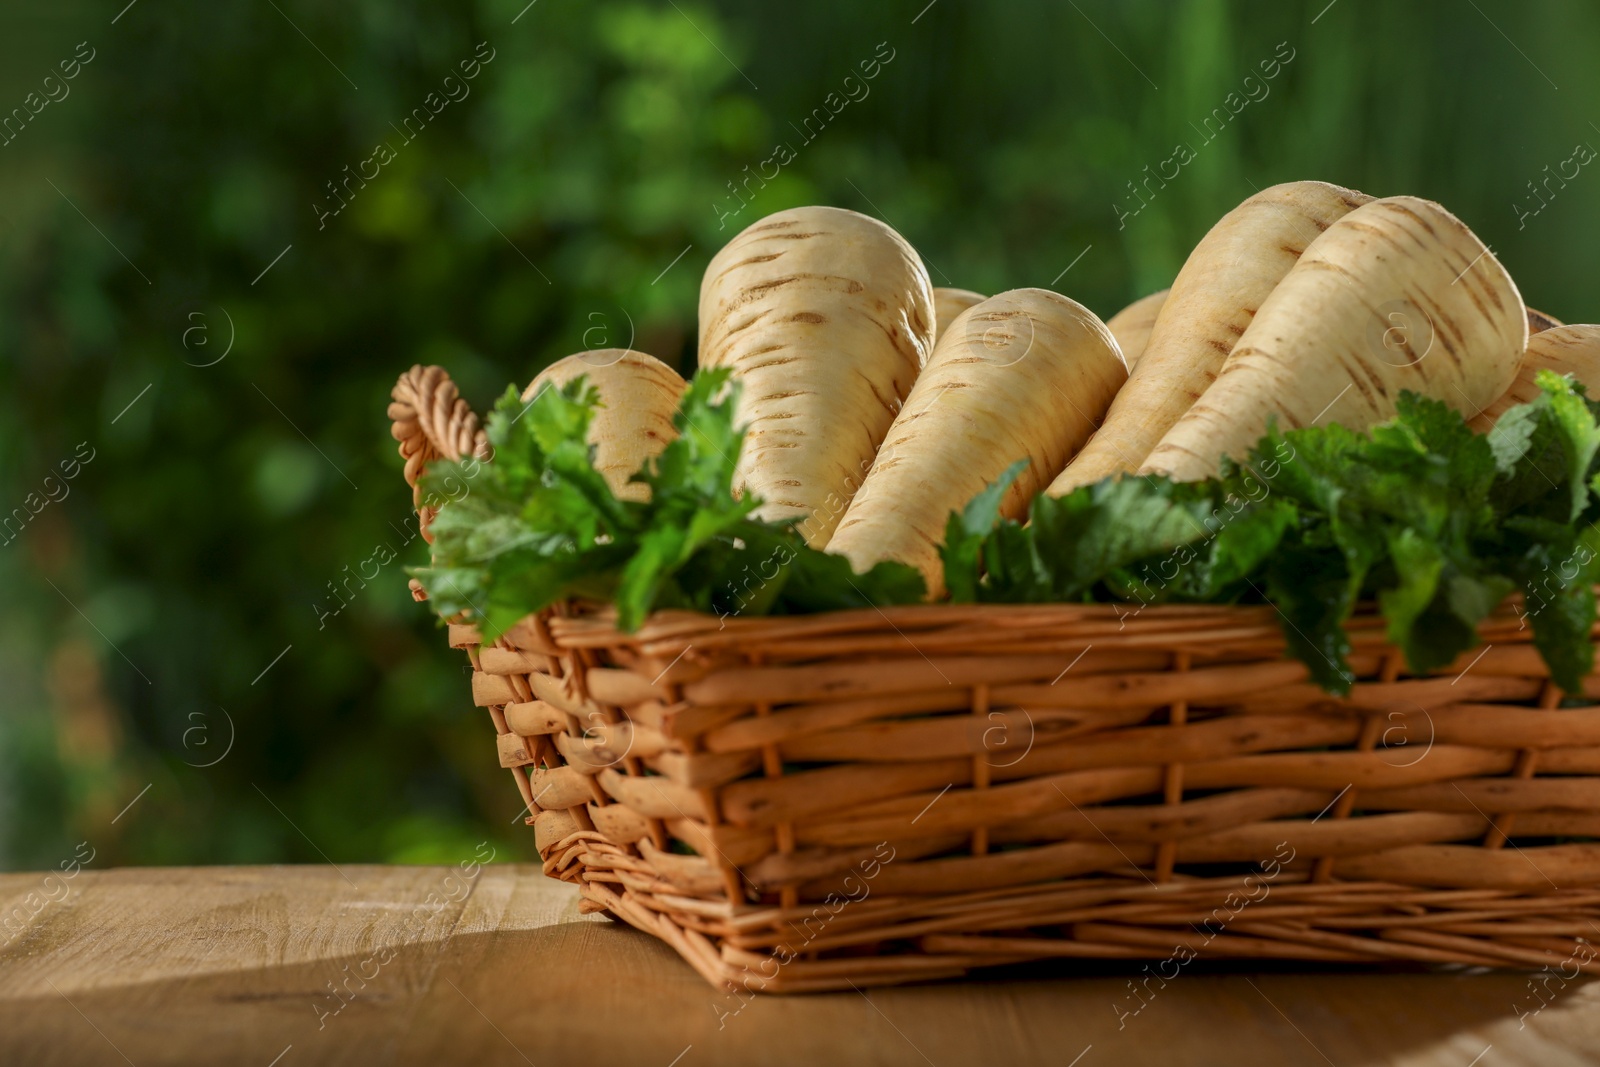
[[534, 592, 1537, 654]]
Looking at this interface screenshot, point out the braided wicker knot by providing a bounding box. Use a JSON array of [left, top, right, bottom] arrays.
[[388, 365, 493, 596]]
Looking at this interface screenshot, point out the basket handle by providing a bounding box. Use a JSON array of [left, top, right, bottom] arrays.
[[388, 365, 493, 598]]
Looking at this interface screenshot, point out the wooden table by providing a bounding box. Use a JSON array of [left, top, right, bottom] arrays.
[[3, 865, 1598, 1066]]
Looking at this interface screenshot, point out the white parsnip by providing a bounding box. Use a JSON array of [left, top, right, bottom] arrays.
[[828, 288, 1127, 592], [698, 206, 935, 545], [1048, 181, 1371, 495], [523, 349, 686, 502], [1144, 196, 1527, 481], [933, 287, 986, 341], [1470, 324, 1600, 430], [1104, 288, 1169, 369]]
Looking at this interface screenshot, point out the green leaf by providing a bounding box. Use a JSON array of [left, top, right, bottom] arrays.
[[1511, 525, 1600, 692], [1196, 497, 1296, 597], [1026, 477, 1217, 602], [941, 458, 1027, 603], [779, 549, 927, 613], [1374, 530, 1504, 673], [1491, 371, 1600, 524], [1264, 543, 1357, 694], [1377, 528, 1445, 655], [1527, 576, 1597, 694]]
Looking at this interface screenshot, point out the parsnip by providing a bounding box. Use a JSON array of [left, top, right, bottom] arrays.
[[1105, 288, 1169, 369], [828, 288, 1127, 592], [698, 206, 935, 545], [1048, 181, 1371, 495], [523, 349, 685, 502], [1144, 196, 1526, 481], [933, 287, 986, 341], [1470, 324, 1600, 430]]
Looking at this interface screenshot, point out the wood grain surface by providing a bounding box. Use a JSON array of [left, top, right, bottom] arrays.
[[2, 865, 1598, 1066]]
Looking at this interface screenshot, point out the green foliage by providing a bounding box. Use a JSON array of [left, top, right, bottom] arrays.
[[947, 378, 1600, 694], [416, 370, 923, 636]]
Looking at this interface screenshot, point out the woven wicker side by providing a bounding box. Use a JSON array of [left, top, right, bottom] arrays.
[[522, 600, 1600, 991]]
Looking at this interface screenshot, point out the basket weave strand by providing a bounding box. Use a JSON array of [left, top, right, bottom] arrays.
[[392, 365, 1600, 992]]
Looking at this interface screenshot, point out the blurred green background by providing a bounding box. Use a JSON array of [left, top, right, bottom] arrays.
[[3, 0, 1597, 868]]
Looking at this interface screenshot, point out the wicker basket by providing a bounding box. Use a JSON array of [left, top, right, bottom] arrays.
[[390, 365, 1600, 993]]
